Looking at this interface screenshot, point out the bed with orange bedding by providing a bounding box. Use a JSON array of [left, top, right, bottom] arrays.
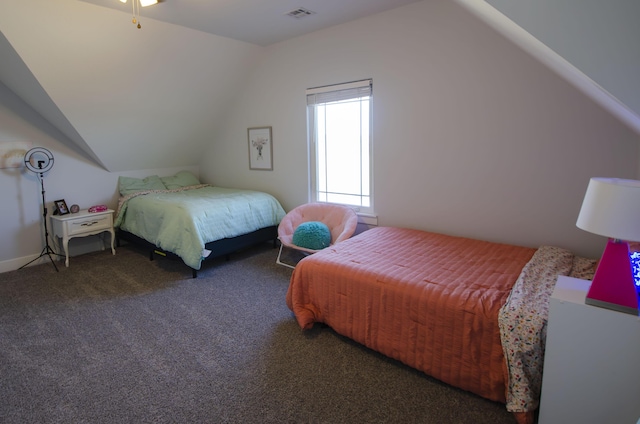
[[286, 226, 595, 423]]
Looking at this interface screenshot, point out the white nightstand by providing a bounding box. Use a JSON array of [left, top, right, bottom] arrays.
[[538, 275, 640, 424], [50, 209, 116, 267]]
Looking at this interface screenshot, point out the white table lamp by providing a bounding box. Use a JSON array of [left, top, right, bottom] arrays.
[[576, 177, 640, 315]]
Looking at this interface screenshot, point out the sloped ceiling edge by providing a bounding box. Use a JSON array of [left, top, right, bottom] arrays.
[[0, 31, 108, 169], [0, 0, 263, 172], [456, 0, 640, 137]]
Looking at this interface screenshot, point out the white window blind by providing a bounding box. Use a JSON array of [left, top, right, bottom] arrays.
[[306, 79, 372, 105]]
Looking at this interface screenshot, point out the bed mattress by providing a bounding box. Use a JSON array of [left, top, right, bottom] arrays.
[[116, 185, 285, 269], [286, 226, 537, 403]]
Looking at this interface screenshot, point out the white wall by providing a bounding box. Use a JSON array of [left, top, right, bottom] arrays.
[[199, 0, 640, 259], [3, 0, 640, 272], [0, 0, 261, 173], [0, 82, 198, 272], [485, 0, 640, 119]]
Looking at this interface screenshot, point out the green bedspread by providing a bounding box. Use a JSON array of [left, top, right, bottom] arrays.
[[115, 185, 285, 269]]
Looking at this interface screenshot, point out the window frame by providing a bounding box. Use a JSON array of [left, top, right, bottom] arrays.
[[306, 79, 374, 216]]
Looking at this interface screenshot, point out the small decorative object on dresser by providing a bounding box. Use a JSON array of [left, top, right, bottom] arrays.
[[53, 199, 69, 215], [70, 204, 80, 213], [88, 204, 108, 213]]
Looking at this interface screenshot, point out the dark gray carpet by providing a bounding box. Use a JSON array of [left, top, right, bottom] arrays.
[[0, 243, 517, 423]]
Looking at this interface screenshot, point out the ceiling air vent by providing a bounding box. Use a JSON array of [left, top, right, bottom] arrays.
[[285, 8, 316, 18]]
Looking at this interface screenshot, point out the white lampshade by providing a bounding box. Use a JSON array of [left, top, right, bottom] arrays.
[[576, 177, 640, 242]]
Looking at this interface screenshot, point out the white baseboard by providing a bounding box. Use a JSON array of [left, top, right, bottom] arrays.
[[0, 254, 59, 274], [0, 236, 109, 274]]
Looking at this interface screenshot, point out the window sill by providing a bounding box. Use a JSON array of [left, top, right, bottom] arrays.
[[357, 213, 378, 226]]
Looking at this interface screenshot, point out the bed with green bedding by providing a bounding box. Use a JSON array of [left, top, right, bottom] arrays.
[[114, 172, 286, 277]]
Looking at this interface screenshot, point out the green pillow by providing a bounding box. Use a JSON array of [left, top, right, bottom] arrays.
[[292, 221, 332, 250], [118, 175, 166, 196], [161, 171, 201, 189]]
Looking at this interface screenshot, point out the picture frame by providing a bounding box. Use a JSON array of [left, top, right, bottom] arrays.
[[248, 126, 273, 170], [54, 199, 69, 215]]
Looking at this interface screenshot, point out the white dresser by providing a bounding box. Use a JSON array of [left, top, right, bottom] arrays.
[[50, 209, 116, 267], [538, 275, 640, 424]]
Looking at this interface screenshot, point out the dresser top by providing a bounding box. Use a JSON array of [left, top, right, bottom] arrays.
[[50, 208, 114, 221], [553, 275, 591, 304]]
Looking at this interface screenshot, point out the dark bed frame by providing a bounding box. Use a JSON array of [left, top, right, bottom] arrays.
[[116, 226, 279, 278]]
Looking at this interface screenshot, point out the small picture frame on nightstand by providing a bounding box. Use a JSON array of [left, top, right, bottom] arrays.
[[54, 199, 69, 215]]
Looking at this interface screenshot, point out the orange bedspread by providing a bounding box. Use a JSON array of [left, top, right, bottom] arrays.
[[286, 226, 536, 403]]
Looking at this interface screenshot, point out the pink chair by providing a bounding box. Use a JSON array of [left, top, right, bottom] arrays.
[[276, 203, 359, 269]]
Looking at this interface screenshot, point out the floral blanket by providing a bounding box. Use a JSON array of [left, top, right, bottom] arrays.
[[499, 246, 596, 413]]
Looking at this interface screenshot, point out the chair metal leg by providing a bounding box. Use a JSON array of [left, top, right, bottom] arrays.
[[275, 243, 296, 269]]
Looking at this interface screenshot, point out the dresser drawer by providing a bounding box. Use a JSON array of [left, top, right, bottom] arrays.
[[68, 214, 112, 236]]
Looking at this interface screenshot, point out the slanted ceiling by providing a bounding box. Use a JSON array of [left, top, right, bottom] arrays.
[[0, 0, 639, 172], [0, 0, 262, 172], [485, 0, 640, 118]]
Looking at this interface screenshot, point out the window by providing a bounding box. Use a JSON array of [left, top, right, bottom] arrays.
[[306, 79, 373, 215]]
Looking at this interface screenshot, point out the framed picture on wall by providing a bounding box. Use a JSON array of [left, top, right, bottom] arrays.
[[248, 126, 273, 170]]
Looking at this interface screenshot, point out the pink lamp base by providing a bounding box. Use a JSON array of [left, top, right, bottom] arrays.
[[586, 239, 639, 315]]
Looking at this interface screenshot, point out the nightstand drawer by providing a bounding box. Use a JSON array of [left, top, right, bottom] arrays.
[[68, 214, 112, 235]]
